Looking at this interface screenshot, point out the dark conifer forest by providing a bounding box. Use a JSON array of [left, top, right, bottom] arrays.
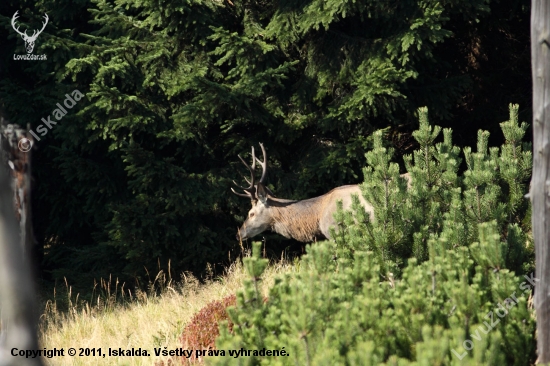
[[0, 0, 531, 292]]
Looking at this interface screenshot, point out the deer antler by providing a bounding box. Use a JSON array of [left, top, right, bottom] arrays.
[[11, 12, 48, 40], [232, 143, 270, 200], [255, 143, 268, 184], [232, 146, 257, 199], [33, 14, 49, 39], [26, 13, 48, 41], [11, 11, 26, 38]]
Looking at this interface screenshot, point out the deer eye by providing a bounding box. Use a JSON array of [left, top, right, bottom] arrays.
[[249, 212, 255, 218]]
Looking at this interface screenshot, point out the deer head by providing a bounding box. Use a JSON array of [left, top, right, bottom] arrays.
[[231, 143, 275, 240], [12, 11, 49, 54], [231, 144, 382, 243]]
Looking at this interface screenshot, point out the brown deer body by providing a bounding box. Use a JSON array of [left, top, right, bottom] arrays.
[[246, 185, 372, 242], [232, 144, 382, 242]]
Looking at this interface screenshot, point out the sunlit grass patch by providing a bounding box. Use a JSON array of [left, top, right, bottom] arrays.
[[39, 255, 295, 366]]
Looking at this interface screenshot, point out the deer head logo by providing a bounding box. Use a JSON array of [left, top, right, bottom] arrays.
[[11, 11, 49, 54]]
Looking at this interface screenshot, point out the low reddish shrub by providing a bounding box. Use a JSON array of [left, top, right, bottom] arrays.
[[154, 359, 174, 366], [155, 294, 269, 365], [179, 294, 237, 363]]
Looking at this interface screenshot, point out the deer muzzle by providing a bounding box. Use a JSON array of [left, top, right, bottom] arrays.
[[236, 226, 248, 241]]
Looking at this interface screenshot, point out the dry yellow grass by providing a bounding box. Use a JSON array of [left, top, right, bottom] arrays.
[[39, 256, 295, 366]]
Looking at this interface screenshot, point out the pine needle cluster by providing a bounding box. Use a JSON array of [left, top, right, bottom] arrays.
[[214, 105, 534, 365]]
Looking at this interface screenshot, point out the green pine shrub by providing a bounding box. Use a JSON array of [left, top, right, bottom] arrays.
[[213, 105, 535, 365], [333, 104, 532, 278]]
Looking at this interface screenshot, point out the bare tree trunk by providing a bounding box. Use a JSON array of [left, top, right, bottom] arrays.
[[531, 0, 550, 363], [0, 112, 41, 364], [0, 122, 36, 256], [0, 158, 42, 365]]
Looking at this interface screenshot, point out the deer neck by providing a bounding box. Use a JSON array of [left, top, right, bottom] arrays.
[[268, 196, 326, 242]]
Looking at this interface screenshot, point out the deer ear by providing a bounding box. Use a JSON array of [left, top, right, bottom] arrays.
[[256, 183, 269, 205]]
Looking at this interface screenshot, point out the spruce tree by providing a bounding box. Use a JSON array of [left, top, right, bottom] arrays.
[[0, 0, 533, 288]]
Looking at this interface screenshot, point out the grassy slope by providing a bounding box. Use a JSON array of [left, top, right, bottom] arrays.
[[39, 258, 295, 366]]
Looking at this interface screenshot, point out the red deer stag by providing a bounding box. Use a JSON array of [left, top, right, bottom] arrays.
[[232, 143, 380, 242]]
